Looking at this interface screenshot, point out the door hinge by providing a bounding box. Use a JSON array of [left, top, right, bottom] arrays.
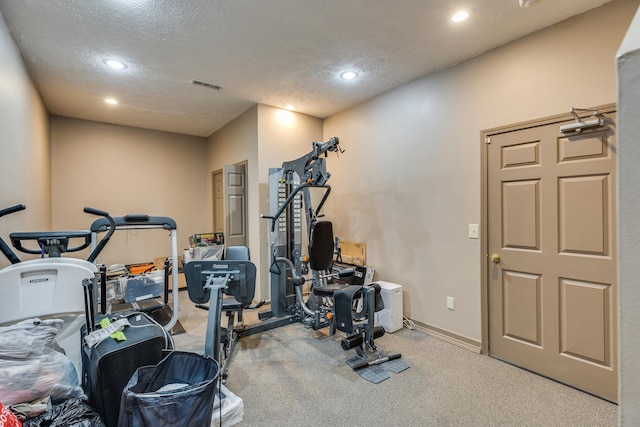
[[485, 137, 491, 144]]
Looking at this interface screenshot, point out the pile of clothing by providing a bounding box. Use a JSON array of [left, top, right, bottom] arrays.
[[0, 318, 103, 426]]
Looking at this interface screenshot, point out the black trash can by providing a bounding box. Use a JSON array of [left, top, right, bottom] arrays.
[[118, 351, 220, 427]]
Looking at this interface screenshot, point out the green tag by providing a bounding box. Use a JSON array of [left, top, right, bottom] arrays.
[[99, 317, 127, 341]]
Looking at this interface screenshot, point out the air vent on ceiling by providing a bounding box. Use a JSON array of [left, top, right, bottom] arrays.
[[190, 79, 222, 90]]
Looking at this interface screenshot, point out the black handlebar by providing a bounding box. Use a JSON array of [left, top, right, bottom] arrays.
[[84, 207, 110, 217], [261, 183, 331, 232], [0, 204, 26, 218], [0, 204, 115, 264], [85, 207, 115, 263], [0, 204, 26, 264], [10, 230, 93, 255]]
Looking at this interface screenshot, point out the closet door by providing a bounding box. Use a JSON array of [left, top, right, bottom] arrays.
[[223, 162, 247, 248], [486, 109, 617, 402]]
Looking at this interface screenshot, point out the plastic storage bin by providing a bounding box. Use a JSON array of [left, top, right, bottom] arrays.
[[122, 270, 164, 303], [374, 281, 403, 333]]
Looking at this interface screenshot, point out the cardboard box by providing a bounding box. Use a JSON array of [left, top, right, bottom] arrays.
[[153, 256, 183, 271], [339, 241, 366, 266], [168, 272, 187, 290], [153, 257, 187, 290]]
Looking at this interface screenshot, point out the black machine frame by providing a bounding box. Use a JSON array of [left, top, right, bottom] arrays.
[[257, 137, 397, 366]]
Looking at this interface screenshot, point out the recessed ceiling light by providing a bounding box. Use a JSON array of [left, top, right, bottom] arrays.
[[104, 59, 127, 69], [451, 10, 469, 22], [340, 71, 359, 80], [105, 98, 118, 105], [284, 105, 295, 111]]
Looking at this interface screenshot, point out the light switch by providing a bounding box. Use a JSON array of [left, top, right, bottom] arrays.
[[469, 224, 479, 239]]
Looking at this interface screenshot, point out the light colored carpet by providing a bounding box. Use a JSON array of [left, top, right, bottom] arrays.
[[171, 290, 617, 427]]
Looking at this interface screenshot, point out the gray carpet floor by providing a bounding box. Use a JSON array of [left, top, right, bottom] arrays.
[[171, 290, 617, 427]]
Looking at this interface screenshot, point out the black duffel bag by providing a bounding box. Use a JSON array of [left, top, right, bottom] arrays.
[[118, 351, 219, 427]]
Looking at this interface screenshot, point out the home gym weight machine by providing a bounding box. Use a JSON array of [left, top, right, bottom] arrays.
[[259, 136, 343, 328], [259, 137, 397, 368]]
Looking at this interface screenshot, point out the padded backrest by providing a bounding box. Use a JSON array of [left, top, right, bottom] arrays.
[[221, 246, 253, 304], [184, 260, 256, 306], [308, 221, 334, 271], [225, 246, 250, 261]]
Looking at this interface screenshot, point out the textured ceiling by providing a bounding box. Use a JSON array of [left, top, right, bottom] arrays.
[[0, 0, 612, 137]]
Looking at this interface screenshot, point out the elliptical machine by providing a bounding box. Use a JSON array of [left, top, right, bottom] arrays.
[[0, 204, 116, 376], [0, 204, 116, 325]]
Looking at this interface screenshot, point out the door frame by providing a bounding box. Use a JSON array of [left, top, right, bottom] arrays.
[[480, 102, 617, 355], [212, 168, 223, 233]]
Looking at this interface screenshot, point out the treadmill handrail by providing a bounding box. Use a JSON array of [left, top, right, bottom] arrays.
[[90, 215, 177, 232], [89, 212, 180, 332]]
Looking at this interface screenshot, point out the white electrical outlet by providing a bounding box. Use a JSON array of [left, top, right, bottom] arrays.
[[447, 296, 455, 310], [468, 224, 479, 239]]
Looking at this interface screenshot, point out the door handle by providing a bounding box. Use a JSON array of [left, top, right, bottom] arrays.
[[489, 254, 500, 263]]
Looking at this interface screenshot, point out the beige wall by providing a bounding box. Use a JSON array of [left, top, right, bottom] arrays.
[[206, 105, 322, 301], [50, 116, 208, 265], [323, 0, 638, 342], [617, 5, 640, 425], [0, 13, 51, 268], [256, 105, 323, 299], [206, 106, 259, 292]]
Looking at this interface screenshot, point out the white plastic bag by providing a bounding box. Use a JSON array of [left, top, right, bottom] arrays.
[[0, 318, 84, 405], [211, 384, 243, 427]]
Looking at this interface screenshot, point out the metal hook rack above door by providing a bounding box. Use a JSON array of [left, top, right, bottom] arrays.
[[559, 107, 606, 135]]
